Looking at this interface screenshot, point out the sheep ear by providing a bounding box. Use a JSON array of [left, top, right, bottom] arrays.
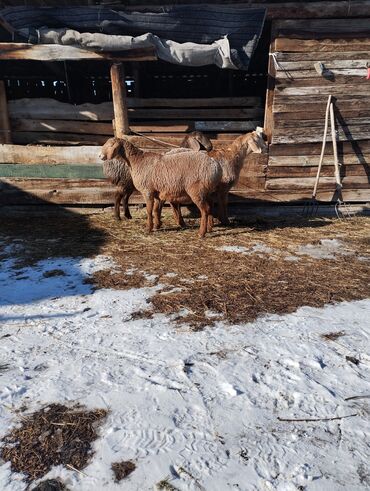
[[189, 138, 201, 151]]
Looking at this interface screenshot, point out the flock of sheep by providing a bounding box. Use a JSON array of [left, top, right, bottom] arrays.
[[99, 129, 267, 237]]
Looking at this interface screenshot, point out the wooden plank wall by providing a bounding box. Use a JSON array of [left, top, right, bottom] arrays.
[[265, 19, 370, 202], [0, 95, 268, 205]]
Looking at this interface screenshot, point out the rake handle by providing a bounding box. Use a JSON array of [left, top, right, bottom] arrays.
[[313, 95, 332, 199]]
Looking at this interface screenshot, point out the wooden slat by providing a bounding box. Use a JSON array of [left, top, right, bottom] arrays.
[[267, 164, 370, 178], [268, 154, 370, 166], [0, 43, 156, 61], [126, 97, 261, 108], [274, 51, 370, 62], [266, 176, 370, 190], [272, 125, 370, 144], [275, 84, 370, 96], [275, 59, 370, 71], [274, 19, 370, 37], [11, 119, 113, 135], [273, 104, 370, 118], [1, 179, 368, 205], [8, 98, 264, 121], [275, 117, 370, 129], [125, 1, 370, 20], [8, 99, 114, 121], [275, 38, 370, 52], [195, 121, 261, 132], [12, 132, 109, 146], [0, 144, 101, 164], [275, 70, 366, 80], [129, 108, 263, 120], [275, 76, 369, 87], [0, 164, 103, 179], [269, 140, 370, 156]]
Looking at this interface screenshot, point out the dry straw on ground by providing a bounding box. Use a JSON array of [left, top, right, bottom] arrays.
[[0, 404, 107, 481], [1, 211, 369, 328], [111, 460, 136, 482]]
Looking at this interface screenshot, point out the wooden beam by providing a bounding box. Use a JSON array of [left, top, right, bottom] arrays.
[[123, 2, 370, 20], [273, 18, 370, 38], [0, 144, 101, 164], [0, 43, 156, 61], [0, 81, 11, 144], [110, 63, 130, 137], [195, 121, 261, 132], [275, 38, 370, 53]]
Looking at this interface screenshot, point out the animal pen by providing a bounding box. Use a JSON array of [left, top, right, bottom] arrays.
[[0, 1, 369, 210]]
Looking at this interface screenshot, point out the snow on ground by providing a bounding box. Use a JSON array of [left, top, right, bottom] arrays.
[[0, 245, 370, 490]]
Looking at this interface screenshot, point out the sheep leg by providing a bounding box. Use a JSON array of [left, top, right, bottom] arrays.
[[170, 203, 186, 228], [218, 189, 230, 226], [145, 194, 155, 233], [187, 189, 211, 238], [114, 189, 124, 220], [123, 192, 132, 220], [153, 198, 163, 230]]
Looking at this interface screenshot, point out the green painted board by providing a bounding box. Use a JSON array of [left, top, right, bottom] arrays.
[[0, 164, 105, 179]]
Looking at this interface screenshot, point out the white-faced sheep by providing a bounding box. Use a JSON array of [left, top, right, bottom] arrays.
[[101, 131, 212, 221], [99, 137, 221, 237]]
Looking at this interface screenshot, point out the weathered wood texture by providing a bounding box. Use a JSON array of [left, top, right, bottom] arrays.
[[123, 1, 370, 19], [110, 63, 130, 137], [0, 81, 11, 144], [7, 96, 264, 145], [266, 18, 370, 202], [0, 43, 157, 61]]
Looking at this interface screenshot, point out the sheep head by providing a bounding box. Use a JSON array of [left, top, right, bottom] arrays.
[[99, 137, 123, 161], [189, 131, 213, 151], [100, 137, 138, 166], [230, 130, 268, 157]]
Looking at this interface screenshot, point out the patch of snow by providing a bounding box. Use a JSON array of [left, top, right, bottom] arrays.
[[218, 245, 249, 254], [296, 239, 353, 260], [0, 251, 370, 490], [218, 243, 276, 257], [284, 255, 300, 262]]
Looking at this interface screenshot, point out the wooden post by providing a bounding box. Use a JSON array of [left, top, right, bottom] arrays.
[[0, 81, 12, 143], [110, 63, 130, 137]]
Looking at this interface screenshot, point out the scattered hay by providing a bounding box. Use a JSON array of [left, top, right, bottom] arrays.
[[1, 212, 370, 329], [321, 331, 346, 341], [33, 479, 69, 491], [111, 460, 136, 482], [156, 479, 180, 490], [0, 403, 107, 482]]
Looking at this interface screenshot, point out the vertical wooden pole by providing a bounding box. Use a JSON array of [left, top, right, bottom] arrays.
[[0, 81, 12, 144], [110, 63, 130, 137]]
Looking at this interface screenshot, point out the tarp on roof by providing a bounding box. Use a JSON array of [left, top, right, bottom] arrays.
[[0, 5, 266, 70]]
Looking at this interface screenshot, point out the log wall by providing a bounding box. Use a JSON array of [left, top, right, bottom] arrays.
[[264, 18, 370, 202], [0, 95, 268, 205]]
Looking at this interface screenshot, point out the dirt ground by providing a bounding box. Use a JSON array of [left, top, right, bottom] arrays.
[[1, 208, 369, 329]]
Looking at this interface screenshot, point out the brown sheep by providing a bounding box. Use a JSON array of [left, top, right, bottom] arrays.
[[166, 130, 268, 227], [101, 131, 212, 221], [99, 137, 221, 237], [209, 130, 268, 225]]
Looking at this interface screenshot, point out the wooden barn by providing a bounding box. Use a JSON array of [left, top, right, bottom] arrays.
[[0, 0, 369, 211]]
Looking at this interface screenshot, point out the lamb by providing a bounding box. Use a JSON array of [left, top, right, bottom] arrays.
[[101, 131, 212, 221], [99, 137, 221, 237], [167, 130, 268, 227], [209, 129, 268, 225]]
